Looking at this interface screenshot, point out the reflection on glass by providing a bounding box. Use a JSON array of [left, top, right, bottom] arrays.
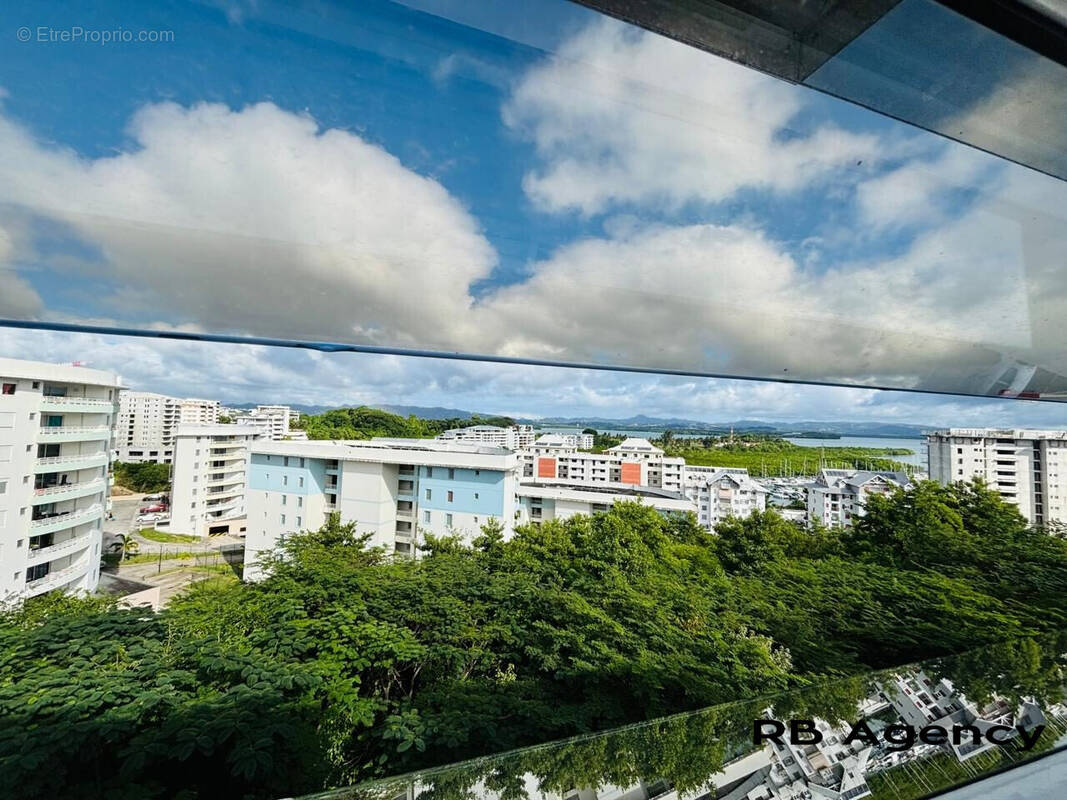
[[0, 0, 1064, 398]]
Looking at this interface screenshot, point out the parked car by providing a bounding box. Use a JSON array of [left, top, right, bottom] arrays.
[[141, 494, 164, 502], [139, 503, 168, 513], [138, 513, 163, 524]]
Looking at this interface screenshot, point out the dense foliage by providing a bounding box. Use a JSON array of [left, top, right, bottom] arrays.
[[2, 480, 1066, 798], [112, 461, 171, 492], [293, 407, 516, 441], [658, 434, 915, 475]]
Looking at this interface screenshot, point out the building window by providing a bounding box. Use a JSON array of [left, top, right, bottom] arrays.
[[448, 468, 455, 480], [281, 495, 287, 505], [1, 384, 14, 395], [32, 382, 39, 389], [474, 492, 479, 500], [445, 513, 453, 527], [283, 475, 288, 486], [281, 514, 286, 525], [0, 480, 5, 495], [296, 516, 302, 528], [425, 488, 431, 500], [447, 490, 454, 502], [426, 467, 433, 478], [423, 510, 431, 524], [297, 496, 303, 508], [298, 476, 304, 488]]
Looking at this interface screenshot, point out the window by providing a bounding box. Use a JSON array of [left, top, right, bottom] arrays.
[[474, 492, 479, 500], [447, 490, 454, 502], [297, 496, 303, 508], [422, 510, 431, 524], [425, 488, 431, 500], [448, 468, 455, 480], [283, 475, 288, 486], [296, 516, 302, 528], [0, 480, 5, 494], [281, 495, 287, 505], [298, 476, 304, 488], [31, 382, 39, 389], [445, 513, 453, 527], [426, 467, 433, 478], [280, 514, 286, 525], [1, 383, 14, 395], [473, 516, 478, 524]]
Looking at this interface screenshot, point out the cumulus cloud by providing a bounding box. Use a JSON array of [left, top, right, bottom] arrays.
[[502, 17, 881, 215], [0, 100, 494, 346]]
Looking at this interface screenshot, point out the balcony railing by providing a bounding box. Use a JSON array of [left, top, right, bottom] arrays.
[[27, 532, 94, 565], [38, 397, 116, 412], [34, 452, 109, 471], [30, 504, 103, 534], [25, 555, 92, 596], [37, 425, 111, 440], [32, 478, 106, 504]]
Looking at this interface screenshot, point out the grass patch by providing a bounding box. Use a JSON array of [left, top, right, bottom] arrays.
[[117, 550, 198, 565], [139, 528, 201, 544]]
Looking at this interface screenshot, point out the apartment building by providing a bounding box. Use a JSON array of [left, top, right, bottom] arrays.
[[807, 468, 912, 528], [0, 357, 121, 600], [881, 670, 1046, 762], [927, 428, 1067, 525], [116, 391, 219, 463], [243, 438, 519, 580], [436, 424, 537, 450], [522, 437, 685, 492], [516, 482, 694, 525], [760, 715, 873, 800], [530, 431, 595, 450], [235, 404, 302, 440], [682, 466, 767, 531], [166, 424, 263, 536]]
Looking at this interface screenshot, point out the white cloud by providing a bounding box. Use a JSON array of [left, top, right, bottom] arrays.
[[502, 17, 881, 215], [0, 100, 494, 346]]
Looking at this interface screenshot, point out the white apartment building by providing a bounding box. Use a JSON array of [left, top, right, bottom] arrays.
[[0, 358, 121, 600], [760, 715, 874, 800], [166, 424, 263, 537], [927, 428, 1067, 525], [807, 468, 912, 528], [529, 431, 595, 450], [116, 391, 219, 463], [522, 437, 685, 492], [682, 466, 767, 531], [243, 438, 520, 580], [235, 404, 302, 440], [516, 482, 694, 525], [437, 424, 537, 451]]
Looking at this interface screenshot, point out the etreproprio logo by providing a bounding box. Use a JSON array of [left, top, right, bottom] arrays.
[[755, 719, 1045, 752]]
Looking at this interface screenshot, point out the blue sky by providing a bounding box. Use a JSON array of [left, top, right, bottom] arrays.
[[0, 0, 1066, 418]]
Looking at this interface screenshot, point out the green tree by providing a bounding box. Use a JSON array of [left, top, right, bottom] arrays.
[[109, 533, 140, 562]]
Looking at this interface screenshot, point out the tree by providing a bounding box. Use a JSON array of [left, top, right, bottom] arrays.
[[112, 461, 171, 492], [109, 533, 140, 562], [218, 414, 233, 424]]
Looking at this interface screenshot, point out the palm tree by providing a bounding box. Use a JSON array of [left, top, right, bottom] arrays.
[[110, 533, 140, 562]]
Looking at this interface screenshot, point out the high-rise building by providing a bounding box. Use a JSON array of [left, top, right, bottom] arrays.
[[166, 424, 263, 537], [116, 391, 219, 463], [0, 357, 121, 600], [927, 428, 1067, 525], [243, 438, 520, 580]]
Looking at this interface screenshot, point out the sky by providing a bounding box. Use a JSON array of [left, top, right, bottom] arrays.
[[0, 0, 1066, 411]]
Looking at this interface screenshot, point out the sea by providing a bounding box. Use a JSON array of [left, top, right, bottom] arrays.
[[537, 428, 927, 469]]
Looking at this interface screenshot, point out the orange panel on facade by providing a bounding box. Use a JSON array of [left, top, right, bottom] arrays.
[[620, 461, 641, 484], [537, 457, 557, 478]]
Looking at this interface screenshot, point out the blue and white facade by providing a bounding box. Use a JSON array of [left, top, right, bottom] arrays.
[[243, 438, 519, 580]]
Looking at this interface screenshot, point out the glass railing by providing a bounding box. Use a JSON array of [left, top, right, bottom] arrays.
[[299, 632, 1067, 800]]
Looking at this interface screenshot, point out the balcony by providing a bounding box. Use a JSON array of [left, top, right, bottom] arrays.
[[25, 555, 92, 597], [36, 425, 111, 442], [38, 396, 116, 414], [31, 478, 106, 505], [26, 532, 94, 565], [207, 474, 244, 487], [30, 504, 103, 535], [34, 452, 109, 473]]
